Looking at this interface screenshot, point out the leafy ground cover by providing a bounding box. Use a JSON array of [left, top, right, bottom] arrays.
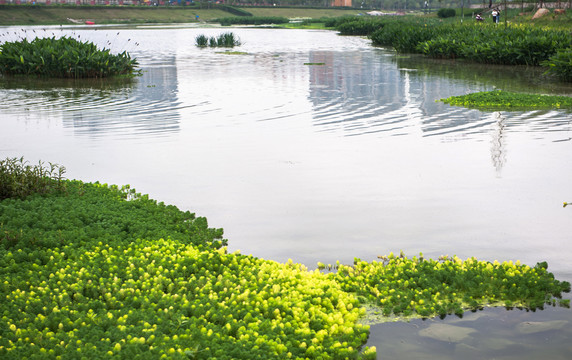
[[439, 90, 572, 110], [0, 157, 569, 359]]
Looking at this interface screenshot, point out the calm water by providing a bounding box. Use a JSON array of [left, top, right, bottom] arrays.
[[1, 25, 572, 359]]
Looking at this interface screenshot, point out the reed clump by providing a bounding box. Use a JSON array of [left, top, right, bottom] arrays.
[[0, 157, 66, 200], [0, 36, 139, 78], [195, 32, 241, 48]]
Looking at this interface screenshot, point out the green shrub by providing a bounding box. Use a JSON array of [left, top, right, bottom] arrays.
[[0, 36, 139, 78], [542, 47, 572, 81], [437, 8, 457, 18]]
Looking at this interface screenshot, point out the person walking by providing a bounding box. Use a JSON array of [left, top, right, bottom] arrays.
[[491, 8, 498, 23]]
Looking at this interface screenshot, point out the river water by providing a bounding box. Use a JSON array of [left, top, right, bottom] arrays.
[[1, 25, 571, 359]]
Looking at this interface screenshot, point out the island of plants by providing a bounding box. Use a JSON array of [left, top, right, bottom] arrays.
[[0, 157, 570, 359], [0, 36, 138, 78], [439, 90, 572, 110], [195, 32, 241, 48]]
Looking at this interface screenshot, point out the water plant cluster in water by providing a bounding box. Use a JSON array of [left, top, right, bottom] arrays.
[[0, 36, 138, 78], [0, 158, 569, 359], [323, 252, 570, 321], [332, 16, 572, 81], [195, 32, 241, 48], [439, 90, 572, 110]]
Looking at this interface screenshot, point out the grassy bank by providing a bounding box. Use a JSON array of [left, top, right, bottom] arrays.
[[0, 5, 361, 26]]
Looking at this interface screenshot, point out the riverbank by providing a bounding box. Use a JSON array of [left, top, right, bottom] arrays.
[[0, 5, 362, 26]]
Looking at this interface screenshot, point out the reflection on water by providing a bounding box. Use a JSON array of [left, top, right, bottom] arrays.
[[0, 63, 181, 139], [1, 26, 572, 360]]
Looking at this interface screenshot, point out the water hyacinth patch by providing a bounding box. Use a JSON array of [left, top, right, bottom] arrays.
[[325, 252, 570, 322]]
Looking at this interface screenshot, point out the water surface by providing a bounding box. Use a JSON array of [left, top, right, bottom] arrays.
[[1, 25, 571, 359]]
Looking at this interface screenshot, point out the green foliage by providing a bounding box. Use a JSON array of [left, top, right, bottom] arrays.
[[0, 36, 139, 78], [367, 18, 571, 67], [439, 90, 572, 110], [216, 16, 289, 26], [542, 47, 572, 82], [0, 157, 66, 201], [418, 24, 572, 66], [0, 181, 226, 250], [336, 17, 384, 36], [437, 8, 456, 19], [195, 32, 241, 48], [0, 180, 372, 359], [327, 252, 571, 321], [1, 159, 570, 359], [370, 20, 440, 53]]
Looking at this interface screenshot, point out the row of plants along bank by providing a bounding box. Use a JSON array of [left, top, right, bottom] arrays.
[[1, 158, 570, 359], [329, 15, 572, 81]]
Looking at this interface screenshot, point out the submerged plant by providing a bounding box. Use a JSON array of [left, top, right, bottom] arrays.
[[0, 36, 139, 78]]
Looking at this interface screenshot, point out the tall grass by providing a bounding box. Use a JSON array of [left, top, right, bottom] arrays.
[[0, 157, 66, 200], [0, 36, 139, 78]]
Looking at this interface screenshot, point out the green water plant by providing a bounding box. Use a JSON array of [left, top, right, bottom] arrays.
[[439, 90, 572, 110], [0, 36, 139, 78], [541, 47, 572, 82], [324, 252, 571, 322], [195, 32, 241, 48], [1, 158, 570, 359]]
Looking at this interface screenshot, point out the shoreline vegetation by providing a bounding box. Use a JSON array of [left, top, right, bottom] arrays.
[[1, 157, 570, 358]]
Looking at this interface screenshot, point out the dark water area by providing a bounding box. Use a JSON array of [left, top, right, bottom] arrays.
[[1, 25, 571, 359]]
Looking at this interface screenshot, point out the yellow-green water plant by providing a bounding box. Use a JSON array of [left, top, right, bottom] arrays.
[[1, 159, 570, 359], [0, 171, 374, 359], [0, 240, 373, 359], [322, 252, 570, 322], [439, 90, 572, 110], [0, 36, 139, 78]]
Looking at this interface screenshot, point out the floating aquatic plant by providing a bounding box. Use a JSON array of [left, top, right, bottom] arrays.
[[323, 252, 570, 323], [1, 158, 570, 359], [439, 90, 572, 110]]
